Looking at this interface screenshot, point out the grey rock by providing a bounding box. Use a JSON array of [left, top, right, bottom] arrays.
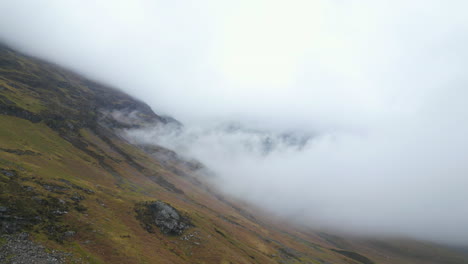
[[0, 148, 41, 156], [23, 185, 35, 192], [17, 232, 29, 240], [147, 201, 191, 235], [52, 210, 68, 216], [0, 169, 17, 177], [42, 184, 70, 193], [63, 231, 76, 238], [70, 193, 84, 202], [1, 221, 19, 234]]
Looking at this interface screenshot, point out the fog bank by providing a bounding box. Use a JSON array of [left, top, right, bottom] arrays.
[[1, 0, 468, 244]]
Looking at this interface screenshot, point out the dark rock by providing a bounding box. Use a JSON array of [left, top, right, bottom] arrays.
[[0, 206, 8, 213], [41, 184, 69, 193], [137, 201, 191, 235], [32, 196, 44, 203], [23, 186, 35, 192], [70, 193, 84, 202], [63, 231, 76, 238], [149, 201, 190, 235], [72, 184, 94, 194], [0, 169, 17, 178], [58, 179, 94, 194], [0, 95, 15, 105], [52, 210, 68, 216], [0, 104, 42, 123], [1, 221, 19, 234], [0, 148, 41, 156], [149, 175, 184, 194], [17, 232, 29, 240], [73, 202, 87, 213], [80, 187, 94, 194], [7, 82, 19, 89]]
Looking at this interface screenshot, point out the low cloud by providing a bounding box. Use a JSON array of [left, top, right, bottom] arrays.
[[122, 99, 468, 244], [1, 0, 468, 245]]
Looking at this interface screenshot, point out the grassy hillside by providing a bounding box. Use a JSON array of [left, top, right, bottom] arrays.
[[0, 44, 467, 264]]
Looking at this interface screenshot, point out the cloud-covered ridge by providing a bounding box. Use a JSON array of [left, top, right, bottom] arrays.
[[1, 0, 468, 245]]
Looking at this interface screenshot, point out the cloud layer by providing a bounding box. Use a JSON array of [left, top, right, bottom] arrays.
[[1, 0, 468, 244]]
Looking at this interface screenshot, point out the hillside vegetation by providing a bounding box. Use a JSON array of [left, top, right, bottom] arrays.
[[0, 44, 467, 264]]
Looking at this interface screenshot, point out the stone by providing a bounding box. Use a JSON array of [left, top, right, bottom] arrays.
[[63, 231, 76, 238], [41, 184, 69, 193], [144, 201, 191, 235], [0, 169, 17, 177], [70, 193, 84, 202]]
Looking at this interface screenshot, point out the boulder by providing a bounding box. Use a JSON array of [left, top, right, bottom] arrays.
[[136, 201, 191, 235]]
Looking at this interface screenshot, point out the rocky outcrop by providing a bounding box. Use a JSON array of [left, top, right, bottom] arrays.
[[0, 104, 41, 123], [135, 201, 191, 235]]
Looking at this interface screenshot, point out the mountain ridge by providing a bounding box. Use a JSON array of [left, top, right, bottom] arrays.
[[0, 43, 467, 264]]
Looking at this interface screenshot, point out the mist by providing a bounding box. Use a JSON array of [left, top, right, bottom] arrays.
[[1, 0, 468, 244]]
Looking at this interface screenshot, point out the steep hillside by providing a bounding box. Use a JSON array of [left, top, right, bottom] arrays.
[[0, 44, 467, 264]]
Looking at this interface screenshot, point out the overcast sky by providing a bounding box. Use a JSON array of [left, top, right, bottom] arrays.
[[1, 0, 468, 245]]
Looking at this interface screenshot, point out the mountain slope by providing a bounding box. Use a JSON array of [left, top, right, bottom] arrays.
[[0, 44, 467, 264]]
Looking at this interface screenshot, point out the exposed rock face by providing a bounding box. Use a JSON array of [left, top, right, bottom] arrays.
[[136, 201, 191, 235]]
